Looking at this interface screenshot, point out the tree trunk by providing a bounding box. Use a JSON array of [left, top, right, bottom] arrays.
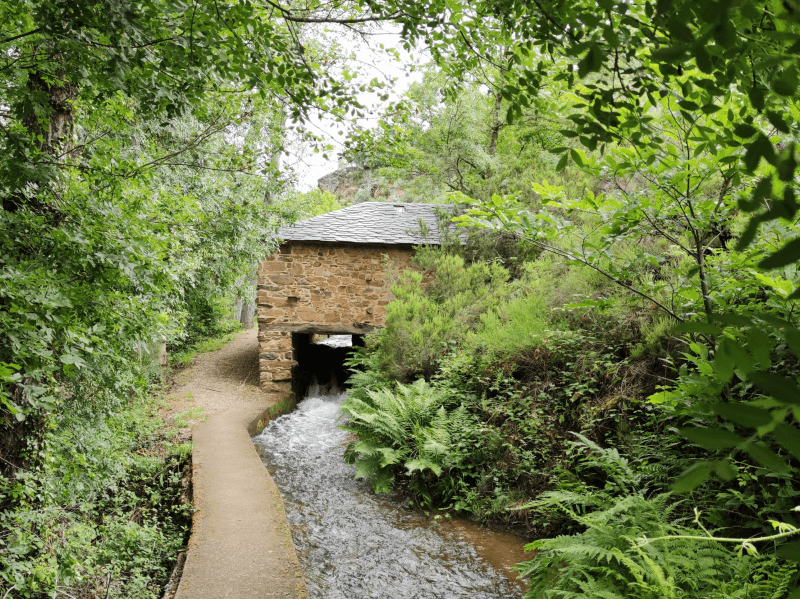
[[232, 298, 244, 323], [487, 90, 503, 157], [4, 64, 76, 214], [238, 268, 258, 329], [27, 74, 76, 153]]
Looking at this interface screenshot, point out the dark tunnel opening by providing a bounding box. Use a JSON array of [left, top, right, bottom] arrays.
[[291, 333, 365, 400]]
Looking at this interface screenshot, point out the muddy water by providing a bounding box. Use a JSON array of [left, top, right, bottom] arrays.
[[253, 390, 531, 599]]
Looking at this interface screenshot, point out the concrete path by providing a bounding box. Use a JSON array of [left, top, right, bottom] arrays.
[[168, 329, 307, 599]]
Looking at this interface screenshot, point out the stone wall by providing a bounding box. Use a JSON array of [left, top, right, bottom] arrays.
[[257, 241, 416, 396]]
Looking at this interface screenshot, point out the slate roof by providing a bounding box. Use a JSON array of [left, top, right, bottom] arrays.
[[275, 202, 462, 245]]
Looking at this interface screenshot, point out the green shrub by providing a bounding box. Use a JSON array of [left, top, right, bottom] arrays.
[[466, 292, 551, 359], [518, 494, 797, 599], [345, 248, 675, 527], [0, 395, 190, 598], [374, 250, 509, 380]]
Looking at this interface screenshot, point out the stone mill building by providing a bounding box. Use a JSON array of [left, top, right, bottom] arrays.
[[257, 202, 458, 401]]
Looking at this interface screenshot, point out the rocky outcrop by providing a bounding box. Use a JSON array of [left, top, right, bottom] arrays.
[[318, 167, 363, 197], [317, 166, 406, 203]]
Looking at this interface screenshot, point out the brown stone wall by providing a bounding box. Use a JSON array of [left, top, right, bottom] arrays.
[[257, 242, 416, 394]]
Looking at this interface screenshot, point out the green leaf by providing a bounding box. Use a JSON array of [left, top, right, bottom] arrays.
[[710, 403, 773, 428], [771, 69, 798, 96], [371, 466, 396, 494], [767, 110, 790, 133], [674, 322, 720, 335], [648, 390, 679, 405], [776, 540, 800, 563], [672, 462, 712, 493], [59, 353, 87, 368], [651, 45, 689, 62], [744, 133, 776, 172], [748, 86, 766, 111], [745, 442, 790, 473], [777, 147, 798, 182], [747, 327, 775, 367], [556, 153, 569, 172], [712, 349, 735, 384], [577, 45, 603, 78], [506, 105, 516, 124], [785, 328, 800, 357], [773, 423, 800, 460], [713, 313, 754, 327], [405, 457, 443, 476], [748, 371, 800, 405], [713, 460, 736, 481], [0, 362, 21, 380], [694, 45, 713, 73], [735, 217, 761, 250], [680, 427, 745, 450], [733, 123, 758, 138], [354, 455, 380, 479], [739, 177, 772, 212], [717, 337, 757, 376], [758, 238, 800, 270]]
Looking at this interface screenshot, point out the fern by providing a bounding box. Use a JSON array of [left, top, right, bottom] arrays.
[[518, 493, 793, 598], [516, 436, 799, 598], [340, 379, 460, 496]]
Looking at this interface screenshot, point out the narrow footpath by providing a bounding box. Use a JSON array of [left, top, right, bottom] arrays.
[[165, 328, 307, 599]]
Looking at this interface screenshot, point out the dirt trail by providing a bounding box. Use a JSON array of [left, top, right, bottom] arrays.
[[164, 328, 266, 425], [166, 328, 307, 599]]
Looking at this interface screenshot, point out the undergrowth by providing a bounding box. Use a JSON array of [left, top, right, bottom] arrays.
[[344, 246, 677, 528], [516, 436, 799, 598], [0, 388, 191, 598]]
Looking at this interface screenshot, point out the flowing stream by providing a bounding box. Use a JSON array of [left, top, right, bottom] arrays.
[[253, 354, 531, 599]]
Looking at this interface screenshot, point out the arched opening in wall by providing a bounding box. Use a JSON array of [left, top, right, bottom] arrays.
[[291, 332, 366, 399]]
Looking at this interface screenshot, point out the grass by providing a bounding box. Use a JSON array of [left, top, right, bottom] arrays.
[[170, 329, 241, 368], [174, 406, 206, 428]]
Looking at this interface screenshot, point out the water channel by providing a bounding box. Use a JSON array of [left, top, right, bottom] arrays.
[[253, 337, 531, 598]]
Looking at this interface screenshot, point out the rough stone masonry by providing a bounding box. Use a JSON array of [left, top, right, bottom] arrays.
[[256, 202, 458, 400], [257, 241, 414, 395]]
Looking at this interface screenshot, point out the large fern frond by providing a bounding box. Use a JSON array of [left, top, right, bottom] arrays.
[[339, 379, 460, 494]]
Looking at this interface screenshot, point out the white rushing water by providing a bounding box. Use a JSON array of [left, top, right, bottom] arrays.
[[253, 392, 520, 599], [314, 334, 353, 349]]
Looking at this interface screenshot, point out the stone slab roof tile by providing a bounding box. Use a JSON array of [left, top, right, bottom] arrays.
[[275, 202, 464, 245]]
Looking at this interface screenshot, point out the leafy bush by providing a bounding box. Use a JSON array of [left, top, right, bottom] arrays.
[[519, 494, 796, 599], [374, 250, 509, 380], [0, 395, 191, 598], [466, 292, 551, 359], [344, 246, 677, 527]]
